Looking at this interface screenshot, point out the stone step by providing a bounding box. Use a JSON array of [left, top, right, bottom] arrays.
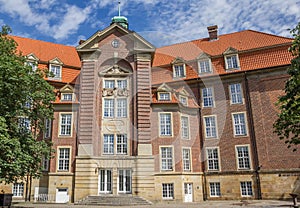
[[75, 195, 152, 206]]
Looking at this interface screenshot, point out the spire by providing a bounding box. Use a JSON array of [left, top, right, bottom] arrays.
[[111, 1, 128, 29]]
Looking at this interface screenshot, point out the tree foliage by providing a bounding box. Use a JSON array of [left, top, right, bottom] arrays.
[[274, 22, 300, 151], [0, 25, 55, 183]]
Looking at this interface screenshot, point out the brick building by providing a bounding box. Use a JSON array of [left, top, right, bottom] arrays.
[[1, 17, 299, 204]]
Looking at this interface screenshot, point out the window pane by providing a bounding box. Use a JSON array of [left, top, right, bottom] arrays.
[[162, 183, 174, 199], [117, 134, 127, 154], [159, 93, 170, 101], [207, 148, 219, 170], [160, 113, 172, 136], [104, 99, 114, 118], [174, 65, 185, 77], [161, 147, 173, 170], [210, 182, 221, 197], [233, 113, 247, 136], [58, 148, 70, 171], [182, 149, 191, 171], [60, 114, 72, 136], [104, 80, 115, 89], [199, 60, 211, 73], [117, 98, 127, 117], [205, 116, 217, 138], [181, 116, 189, 139], [103, 134, 114, 154], [202, 87, 214, 107], [236, 146, 250, 169]]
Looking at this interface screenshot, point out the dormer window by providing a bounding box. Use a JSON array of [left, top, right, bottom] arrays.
[[159, 92, 171, 101], [50, 64, 61, 79], [172, 57, 186, 78], [26, 61, 37, 71], [61, 93, 74, 101], [179, 96, 188, 106], [223, 47, 240, 70], [25, 53, 39, 72], [197, 52, 212, 74], [49, 57, 63, 80]]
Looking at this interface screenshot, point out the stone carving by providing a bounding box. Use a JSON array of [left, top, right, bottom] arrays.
[[102, 88, 129, 97]]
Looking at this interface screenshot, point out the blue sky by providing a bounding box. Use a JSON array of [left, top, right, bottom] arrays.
[[0, 0, 299, 47]]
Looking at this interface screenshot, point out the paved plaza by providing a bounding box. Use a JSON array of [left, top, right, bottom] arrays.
[[11, 200, 298, 208]]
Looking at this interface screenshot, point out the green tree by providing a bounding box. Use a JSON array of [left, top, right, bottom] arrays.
[[0, 25, 55, 196], [274, 22, 300, 151]]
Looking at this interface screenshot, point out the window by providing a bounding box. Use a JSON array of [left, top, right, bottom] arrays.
[[162, 183, 174, 199], [117, 80, 127, 89], [173, 64, 185, 78], [58, 148, 70, 171], [61, 93, 73, 101], [198, 59, 212, 73], [50, 64, 61, 79], [204, 116, 217, 138], [226, 55, 239, 69], [209, 182, 221, 197], [159, 92, 171, 101], [240, 181, 253, 196], [182, 148, 191, 171], [181, 116, 189, 139], [207, 148, 219, 171], [179, 96, 188, 106], [103, 134, 127, 155], [103, 134, 114, 154], [13, 183, 24, 197], [230, 83, 243, 104], [44, 119, 51, 138], [103, 99, 114, 118], [104, 80, 115, 89], [117, 98, 127, 117], [59, 114, 72, 136], [161, 147, 173, 171], [202, 87, 214, 107], [232, 113, 247, 136], [159, 113, 172, 136], [18, 117, 30, 132], [236, 146, 251, 169], [118, 169, 131, 193], [117, 134, 127, 154], [42, 156, 49, 171], [26, 61, 37, 71]]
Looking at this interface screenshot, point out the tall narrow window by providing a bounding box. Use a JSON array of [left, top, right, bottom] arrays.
[[118, 169, 131, 193], [181, 116, 189, 139], [236, 146, 251, 169], [230, 83, 243, 104], [209, 182, 221, 197], [207, 148, 219, 171], [103, 134, 114, 154], [202, 87, 214, 107], [44, 119, 51, 138], [162, 183, 174, 199], [161, 147, 173, 171], [99, 169, 112, 193], [240, 181, 253, 196], [103, 99, 114, 118], [60, 114, 72, 136], [160, 113, 172, 136], [58, 148, 70, 171], [117, 134, 127, 154], [233, 113, 247, 136], [204, 116, 217, 138], [226, 55, 239, 69], [117, 98, 127, 117], [182, 148, 191, 171]]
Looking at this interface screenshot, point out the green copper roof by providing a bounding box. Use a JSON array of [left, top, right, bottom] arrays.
[[111, 16, 128, 29]]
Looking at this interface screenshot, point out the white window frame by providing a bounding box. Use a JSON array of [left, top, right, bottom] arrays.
[[235, 145, 251, 170], [116, 134, 128, 155], [162, 183, 174, 199], [229, 83, 243, 104], [57, 147, 71, 172], [103, 134, 114, 155], [13, 183, 24, 197], [160, 146, 173, 171], [59, 113, 73, 137], [118, 169, 132, 193], [159, 113, 173, 137], [181, 115, 189, 139], [103, 134, 128, 155], [209, 182, 221, 197], [240, 181, 253, 197], [116, 98, 127, 118], [179, 95, 188, 106], [158, 92, 171, 101], [173, 64, 186, 78], [202, 87, 214, 107], [26, 61, 37, 71], [206, 147, 220, 171], [198, 59, 212, 74], [61, 93, 74, 102], [232, 112, 248, 136], [203, 115, 218, 139], [49, 64, 62, 80], [44, 118, 51, 138], [182, 148, 191, 171], [225, 54, 240, 70]]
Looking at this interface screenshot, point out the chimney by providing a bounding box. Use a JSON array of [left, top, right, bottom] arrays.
[[207, 25, 218, 41]]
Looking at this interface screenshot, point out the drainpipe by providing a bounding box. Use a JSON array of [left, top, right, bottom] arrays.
[[197, 80, 207, 201], [243, 72, 262, 200]]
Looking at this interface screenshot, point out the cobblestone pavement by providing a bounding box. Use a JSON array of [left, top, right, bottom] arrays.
[[11, 200, 297, 208]]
